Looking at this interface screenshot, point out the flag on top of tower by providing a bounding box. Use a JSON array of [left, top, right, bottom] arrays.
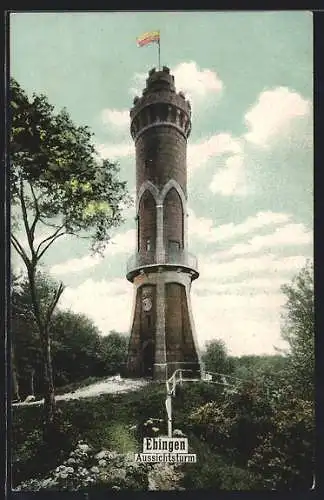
[[136, 30, 160, 47]]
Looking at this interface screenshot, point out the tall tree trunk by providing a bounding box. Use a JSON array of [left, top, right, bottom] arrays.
[[11, 347, 20, 401], [40, 327, 56, 435], [27, 266, 56, 440], [30, 368, 35, 397]]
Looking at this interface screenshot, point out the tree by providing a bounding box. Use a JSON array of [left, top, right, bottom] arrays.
[[280, 261, 314, 401], [11, 271, 61, 400], [10, 78, 130, 434], [230, 354, 288, 387], [201, 339, 234, 377], [190, 381, 314, 489], [99, 331, 128, 376], [50, 310, 103, 385], [247, 390, 314, 489], [11, 270, 24, 401], [12, 284, 124, 395]]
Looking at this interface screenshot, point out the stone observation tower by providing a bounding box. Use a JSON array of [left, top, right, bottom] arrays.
[[126, 66, 201, 380]]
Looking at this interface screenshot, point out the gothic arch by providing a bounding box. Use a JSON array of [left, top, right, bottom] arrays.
[[159, 179, 186, 214], [138, 189, 157, 253], [136, 181, 159, 214], [163, 187, 184, 251]]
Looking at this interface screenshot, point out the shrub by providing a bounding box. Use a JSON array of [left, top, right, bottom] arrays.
[[15, 440, 183, 491]]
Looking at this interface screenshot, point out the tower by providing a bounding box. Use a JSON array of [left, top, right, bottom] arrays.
[[126, 66, 201, 380]]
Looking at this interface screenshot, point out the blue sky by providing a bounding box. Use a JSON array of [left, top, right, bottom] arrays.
[[10, 11, 313, 355]]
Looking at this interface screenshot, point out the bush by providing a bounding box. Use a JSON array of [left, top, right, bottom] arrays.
[[107, 423, 138, 454], [15, 440, 183, 491]]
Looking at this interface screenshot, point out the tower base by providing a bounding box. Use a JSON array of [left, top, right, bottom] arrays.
[[126, 267, 201, 381]]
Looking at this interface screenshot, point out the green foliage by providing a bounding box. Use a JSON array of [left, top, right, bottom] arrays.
[[10, 78, 130, 429], [51, 310, 103, 385], [180, 435, 259, 490], [99, 331, 128, 376], [189, 378, 314, 489], [11, 272, 129, 398], [10, 78, 130, 252], [12, 384, 158, 486], [11, 270, 62, 398], [280, 261, 314, 400], [247, 392, 314, 489], [201, 339, 234, 375], [13, 376, 314, 490], [16, 442, 153, 491], [190, 381, 274, 464], [107, 423, 138, 454], [230, 354, 287, 383], [172, 381, 225, 428], [12, 405, 77, 485]]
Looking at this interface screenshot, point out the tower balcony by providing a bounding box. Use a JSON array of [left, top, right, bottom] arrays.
[[126, 250, 199, 282]]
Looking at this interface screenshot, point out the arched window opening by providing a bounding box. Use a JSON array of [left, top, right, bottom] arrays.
[[163, 187, 184, 255], [138, 190, 157, 261]]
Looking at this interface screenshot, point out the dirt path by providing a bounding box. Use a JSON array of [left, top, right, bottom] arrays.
[[12, 376, 149, 407]]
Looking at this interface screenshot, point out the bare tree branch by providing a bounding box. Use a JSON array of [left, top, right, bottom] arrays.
[[19, 179, 36, 261], [29, 182, 41, 241], [44, 282, 65, 328], [11, 234, 31, 268], [36, 227, 66, 260]]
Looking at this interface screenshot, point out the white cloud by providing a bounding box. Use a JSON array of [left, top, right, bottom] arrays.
[[50, 255, 102, 275], [172, 61, 223, 101], [244, 87, 311, 147], [129, 71, 147, 97], [194, 277, 288, 295], [60, 278, 133, 335], [203, 87, 311, 196], [190, 252, 310, 354], [96, 142, 134, 160], [219, 223, 312, 258], [209, 154, 247, 196], [129, 61, 223, 106], [188, 133, 242, 174], [101, 108, 129, 129], [188, 209, 291, 244], [107, 229, 136, 255], [192, 288, 287, 355], [50, 229, 136, 276], [197, 253, 308, 281]]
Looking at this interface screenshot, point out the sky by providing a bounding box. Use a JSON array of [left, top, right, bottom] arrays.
[[10, 11, 313, 356]]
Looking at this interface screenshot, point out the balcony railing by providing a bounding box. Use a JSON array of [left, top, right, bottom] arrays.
[[126, 250, 198, 277]]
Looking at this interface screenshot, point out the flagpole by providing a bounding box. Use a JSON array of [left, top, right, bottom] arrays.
[[158, 38, 161, 70]]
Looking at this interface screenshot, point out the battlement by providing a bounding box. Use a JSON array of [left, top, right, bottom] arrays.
[[130, 67, 191, 141]]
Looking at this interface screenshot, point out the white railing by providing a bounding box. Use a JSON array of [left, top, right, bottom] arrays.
[[165, 368, 239, 437]]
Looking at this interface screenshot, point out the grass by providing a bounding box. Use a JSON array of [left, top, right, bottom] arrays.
[[11, 378, 235, 488]]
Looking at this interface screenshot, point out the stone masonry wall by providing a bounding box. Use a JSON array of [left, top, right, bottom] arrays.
[[136, 126, 187, 195]]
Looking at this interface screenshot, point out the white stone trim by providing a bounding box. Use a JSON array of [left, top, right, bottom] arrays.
[[156, 204, 165, 262], [136, 181, 159, 214], [155, 279, 166, 364], [159, 179, 186, 206]]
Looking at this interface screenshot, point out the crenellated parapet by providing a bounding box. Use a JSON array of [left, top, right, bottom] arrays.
[[130, 66, 191, 141]]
